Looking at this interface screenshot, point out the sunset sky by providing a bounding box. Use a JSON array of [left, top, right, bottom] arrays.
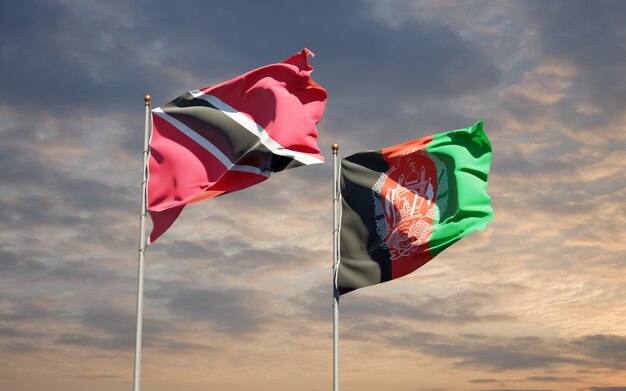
[[1, 1, 625, 390]]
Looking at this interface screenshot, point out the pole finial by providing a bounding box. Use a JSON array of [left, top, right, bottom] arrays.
[[332, 144, 339, 154], [144, 95, 152, 105]]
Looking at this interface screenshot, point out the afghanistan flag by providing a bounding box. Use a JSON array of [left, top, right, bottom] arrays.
[[338, 121, 493, 294], [147, 49, 327, 244]]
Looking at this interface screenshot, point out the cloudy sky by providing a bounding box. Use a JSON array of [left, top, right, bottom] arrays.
[[1, 1, 625, 390]]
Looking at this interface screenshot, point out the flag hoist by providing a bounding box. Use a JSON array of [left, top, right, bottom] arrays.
[[133, 95, 151, 391], [333, 121, 493, 387], [332, 143, 341, 391], [131, 49, 327, 391]]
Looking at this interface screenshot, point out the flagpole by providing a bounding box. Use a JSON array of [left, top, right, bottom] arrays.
[[133, 95, 151, 391], [332, 143, 340, 391]]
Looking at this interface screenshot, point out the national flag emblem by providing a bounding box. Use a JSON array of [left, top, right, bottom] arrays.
[[338, 121, 493, 294], [147, 49, 327, 244]]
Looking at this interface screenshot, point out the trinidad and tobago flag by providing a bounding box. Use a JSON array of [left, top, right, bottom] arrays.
[[147, 49, 327, 244], [337, 121, 493, 294]]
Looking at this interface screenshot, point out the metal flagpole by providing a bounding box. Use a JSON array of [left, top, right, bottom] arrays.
[[332, 144, 340, 391], [133, 95, 151, 391]]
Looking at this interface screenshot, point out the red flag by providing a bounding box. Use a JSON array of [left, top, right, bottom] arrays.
[[147, 49, 327, 244]]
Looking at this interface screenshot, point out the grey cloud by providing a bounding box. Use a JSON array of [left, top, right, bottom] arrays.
[[342, 290, 511, 324], [0, 250, 72, 286], [392, 333, 582, 370], [134, 0, 502, 99], [54, 176, 133, 211], [155, 239, 224, 261], [149, 339, 217, 353], [478, 389, 551, 391], [522, 1, 626, 78], [471, 379, 499, 383], [520, 1, 626, 130], [0, 299, 56, 322], [0, 149, 133, 211], [80, 308, 139, 340], [47, 262, 127, 284], [55, 307, 192, 352], [55, 331, 212, 353], [0, 195, 85, 229], [493, 145, 569, 180], [0, 314, 53, 354], [0, 249, 43, 274], [495, 94, 548, 129], [49, 309, 138, 351], [294, 285, 513, 326], [0, 342, 42, 353], [526, 376, 579, 383], [380, 332, 626, 372], [166, 286, 272, 336], [0, 129, 138, 256], [0, 245, 133, 290], [56, 312, 217, 353], [0, 327, 46, 339], [0, 0, 175, 113], [0, 0, 501, 130], [153, 235, 326, 277], [569, 334, 626, 370], [56, 333, 130, 351]]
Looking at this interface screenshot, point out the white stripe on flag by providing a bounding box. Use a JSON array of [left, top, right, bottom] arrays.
[[189, 89, 324, 166], [151, 108, 271, 177]]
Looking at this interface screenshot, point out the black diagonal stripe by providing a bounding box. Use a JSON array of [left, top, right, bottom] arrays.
[[159, 92, 298, 173], [338, 151, 393, 294], [233, 149, 304, 172]]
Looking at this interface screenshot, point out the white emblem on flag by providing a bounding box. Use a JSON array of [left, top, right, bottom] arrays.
[[372, 149, 448, 260]]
